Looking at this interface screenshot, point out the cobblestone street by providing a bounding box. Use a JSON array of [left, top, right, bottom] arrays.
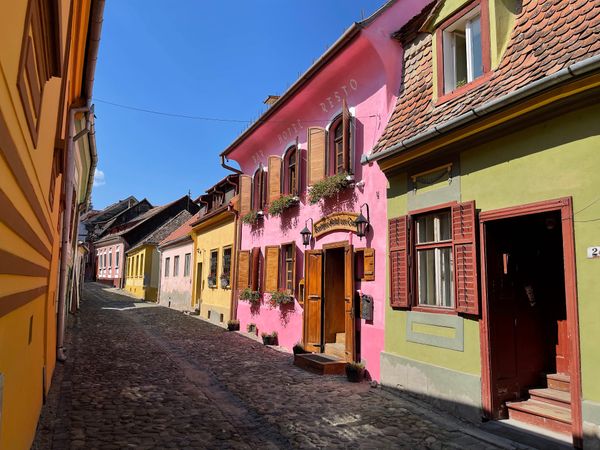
[[34, 283, 524, 449]]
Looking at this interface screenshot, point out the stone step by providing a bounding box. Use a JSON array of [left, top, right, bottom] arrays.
[[507, 399, 571, 436], [546, 373, 570, 392], [335, 332, 345, 345], [293, 353, 346, 376], [529, 388, 571, 408], [324, 342, 346, 360]]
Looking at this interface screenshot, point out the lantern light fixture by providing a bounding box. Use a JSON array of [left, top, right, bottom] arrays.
[[300, 218, 314, 247], [355, 203, 370, 239]]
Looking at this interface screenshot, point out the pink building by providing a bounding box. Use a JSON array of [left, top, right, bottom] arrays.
[[157, 213, 198, 311], [223, 0, 426, 381]]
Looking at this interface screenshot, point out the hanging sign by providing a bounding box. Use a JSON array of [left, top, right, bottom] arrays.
[[313, 212, 358, 239], [587, 247, 600, 259]]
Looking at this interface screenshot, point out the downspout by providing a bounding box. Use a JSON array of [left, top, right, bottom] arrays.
[[57, 106, 90, 362], [223, 175, 241, 320], [221, 155, 242, 174]]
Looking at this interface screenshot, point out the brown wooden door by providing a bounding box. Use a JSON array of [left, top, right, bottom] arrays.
[[304, 250, 323, 352], [344, 245, 356, 362]]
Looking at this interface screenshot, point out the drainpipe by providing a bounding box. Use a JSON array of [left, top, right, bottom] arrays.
[[57, 106, 90, 362], [224, 175, 241, 320], [221, 155, 242, 174]]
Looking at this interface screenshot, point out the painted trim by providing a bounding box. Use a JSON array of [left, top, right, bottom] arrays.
[[406, 311, 464, 351], [478, 196, 583, 447], [408, 200, 457, 216]]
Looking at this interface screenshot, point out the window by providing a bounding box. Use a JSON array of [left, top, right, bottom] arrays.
[[184, 253, 191, 277], [221, 247, 232, 288], [281, 243, 296, 294], [284, 146, 299, 195], [115, 251, 120, 269], [173, 255, 180, 277], [333, 122, 344, 174], [252, 167, 266, 211], [108, 251, 112, 269], [440, 3, 487, 94], [416, 211, 454, 308], [164, 257, 170, 277], [327, 106, 351, 176], [208, 249, 218, 288]]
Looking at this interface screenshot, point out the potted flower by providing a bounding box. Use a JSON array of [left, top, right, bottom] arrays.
[[241, 210, 263, 225], [269, 289, 294, 307], [261, 331, 278, 346], [308, 172, 351, 204], [268, 194, 300, 216], [220, 273, 230, 288], [239, 288, 261, 303], [227, 319, 240, 331], [246, 322, 257, 334], [293, 342, 307, 355], [345, 361, 366, 383], [207, 275, 217, 288]]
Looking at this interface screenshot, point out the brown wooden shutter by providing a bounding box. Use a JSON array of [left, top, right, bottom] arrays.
[[295, 137, 301, 195], [342, 98, 351, 173], [237, 250, 250, 290], [267, 156, 282, 204], [307, 127, 326, 185], [283, 242, 297, 295], [363, 248, 375, 281], [452, 201, 479, 315], [264, 246, 280, 293], [251, 247, 261, 291], [344, 245, 356, 362], [389, 216, 410, 308], [239, 175, 252, 217], [304, 250, 323, 352]]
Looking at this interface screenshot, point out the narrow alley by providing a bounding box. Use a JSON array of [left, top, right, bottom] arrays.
[[35, 283, 512, 449]]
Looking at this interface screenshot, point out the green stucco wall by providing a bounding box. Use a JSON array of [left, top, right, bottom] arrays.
[[385, 102, 600, 403]]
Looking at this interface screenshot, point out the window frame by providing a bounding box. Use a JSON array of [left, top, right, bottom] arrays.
[[280, 242, 296, 295], [173, 255, 180, 277], [252, 166, 267, 211], [326, 114, 352, 176], [283, 145, 300, 196], [164, 257, 170, 277], [435, 0, 491, 101], [221, 246, 232, 289], [208, 248, 219, 288], [184, 253, 191, 277]]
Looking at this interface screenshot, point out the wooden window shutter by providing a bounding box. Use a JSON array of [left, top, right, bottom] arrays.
[[363, 248, 375, 281], [264, 246, 280, 293], [307, 127, 326, 185], [294, 137, 301, 195], [237, 250, 251, 290], [290, 243, 297, 295], [268, 156, 282, 204], [389, 216, 410, 308], [452, 201, 479, 315], [239, 174, 252, 217], [342, 98, 351, 173], [251, 247, 261, 292]]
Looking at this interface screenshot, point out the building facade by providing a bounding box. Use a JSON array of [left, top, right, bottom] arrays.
[[364, 0, 600, 446], [0, 0, 103, 447], [222, 0, 428, 381], [190, 176, 239, 326], [157, 214, 198, 311], [124, 210, 194, 301]]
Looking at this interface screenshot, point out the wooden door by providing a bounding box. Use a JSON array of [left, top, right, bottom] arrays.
[[304, 250, 323, 352], [344, 245, 356, 362], [195, 262, 203, 306]]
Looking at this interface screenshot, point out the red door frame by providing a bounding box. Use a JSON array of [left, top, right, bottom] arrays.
[[478, 197, 582, 447]]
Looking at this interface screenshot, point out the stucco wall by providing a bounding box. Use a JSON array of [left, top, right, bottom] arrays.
[[96, 242, 125, 286], [159, 241, 193, 311], [384, 103, 600, 415]]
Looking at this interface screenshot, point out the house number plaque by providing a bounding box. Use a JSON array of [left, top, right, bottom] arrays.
[[313, 212, 359, 239], [587, 246, 600, 259]]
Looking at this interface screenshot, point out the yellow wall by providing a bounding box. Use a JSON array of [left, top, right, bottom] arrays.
[[0, 0, 92, 448], [191, 213, 235, 323], [124, 246, 157, 301]]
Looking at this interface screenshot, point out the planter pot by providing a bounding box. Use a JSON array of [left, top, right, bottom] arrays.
[[345, 367, 366, 383], [227, 323, 240, 331], [262, 336, 277, 346], [293, 347, 307, 355]]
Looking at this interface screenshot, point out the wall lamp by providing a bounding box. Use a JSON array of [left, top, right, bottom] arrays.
[[355, 203, 370, 239], [300, 218, 314, 248]]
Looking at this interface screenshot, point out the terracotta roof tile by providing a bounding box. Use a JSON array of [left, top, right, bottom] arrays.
[[158, 212, 200, 247], [373, 0, 600, 155]]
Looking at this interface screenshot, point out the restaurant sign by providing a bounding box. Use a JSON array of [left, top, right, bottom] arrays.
[[313, 212, 358, 239]]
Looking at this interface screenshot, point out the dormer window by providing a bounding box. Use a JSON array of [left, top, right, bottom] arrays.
[[437, 1, 490, 96]]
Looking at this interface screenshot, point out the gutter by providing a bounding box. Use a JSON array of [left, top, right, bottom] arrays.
[[361, 54, 600, 165], [221, 155, 242, 174]]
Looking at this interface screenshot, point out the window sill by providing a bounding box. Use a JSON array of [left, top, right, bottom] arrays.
[[436, 72, 492, 106], [412, 305, 457, 315]]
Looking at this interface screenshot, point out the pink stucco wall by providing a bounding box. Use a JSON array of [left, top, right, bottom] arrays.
[[96, 242, 125, 287], [230, 0, 427, 381], [158, 241, 194, 311]]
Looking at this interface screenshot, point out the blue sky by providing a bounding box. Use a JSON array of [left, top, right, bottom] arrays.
[[91, 0, 386, 209]]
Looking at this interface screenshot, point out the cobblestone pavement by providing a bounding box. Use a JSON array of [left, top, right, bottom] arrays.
[[34, 283, 526, 449]]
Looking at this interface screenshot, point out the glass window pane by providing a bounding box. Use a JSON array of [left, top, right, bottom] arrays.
[[417, 216, 435, 243], [418, 249, 437, 305], [439, 247, 454, 307], [439, 212, 451, 241], [470, 15, 482, 79], [454, 31, 468, 87]]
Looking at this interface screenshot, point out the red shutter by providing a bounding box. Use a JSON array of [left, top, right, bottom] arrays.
[[452, 201, 479, 315], [389, 216, 410, 308]]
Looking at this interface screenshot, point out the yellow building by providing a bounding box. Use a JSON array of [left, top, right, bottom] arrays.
[[0, 0, 103, 448], [191, 176, 239, 325]]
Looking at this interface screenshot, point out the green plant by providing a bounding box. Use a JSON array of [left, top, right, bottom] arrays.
[[269, 289, 294, 306], [346, 361, 365, 371], [241, 210, 260, 224], [268, 194, 299, 216], [345, 361, 366, 382], [308, 172, 350, 204], [261, 331, 278, 345], [246, 322, 257, 333], [260, 331, 278, 339], [293, 342, 306, 355], [227, 319, 240, 331], [239, 288, 260, 303]]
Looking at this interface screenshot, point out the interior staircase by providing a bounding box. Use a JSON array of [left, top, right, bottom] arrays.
[[324, 333, 346, 359], [506, 373, 572, 436]]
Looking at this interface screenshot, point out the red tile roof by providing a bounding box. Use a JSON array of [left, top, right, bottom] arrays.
[[158, 212, 199, 248], [373, 0, 600, 154]]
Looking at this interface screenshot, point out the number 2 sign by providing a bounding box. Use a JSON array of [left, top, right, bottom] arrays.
[[588, 247, 600, 259]]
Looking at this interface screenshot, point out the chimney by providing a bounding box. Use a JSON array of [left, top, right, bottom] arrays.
[[263, 95, 280, 107]]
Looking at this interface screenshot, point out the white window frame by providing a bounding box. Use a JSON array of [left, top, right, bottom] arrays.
[[443, 7, 481, 93]]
